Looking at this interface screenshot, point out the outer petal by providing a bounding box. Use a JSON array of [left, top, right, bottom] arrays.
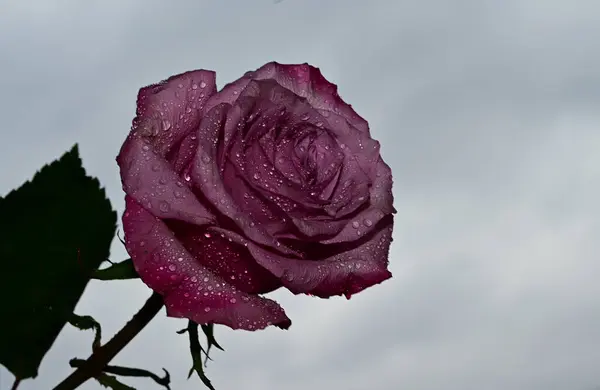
[[211, 217, 394, 299], [117, 134, 215, 227], [251, 62, 370, 134], [133, 70, 217, 156], [321, 157, 396, 245], [122, 196, 291, 330], [203, 71, 254, 113], [166, 220, 283, 295]]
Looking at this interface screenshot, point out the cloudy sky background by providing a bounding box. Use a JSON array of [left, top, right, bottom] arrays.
[[1, 0, 599, 389]]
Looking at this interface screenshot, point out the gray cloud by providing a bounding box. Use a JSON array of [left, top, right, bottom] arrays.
[[1, 0, 599, 389]]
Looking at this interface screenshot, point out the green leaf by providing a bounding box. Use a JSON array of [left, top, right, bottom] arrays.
[[95, 373, 136, 390], [0, 145, 117, 379], [93, 259, 139, 280], [187, 321, 216, 390], [68, 313, 102, 350], [69, 359, 171, 390]]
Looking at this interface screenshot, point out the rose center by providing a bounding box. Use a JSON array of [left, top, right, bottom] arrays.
[[289, 129, 343, 189]]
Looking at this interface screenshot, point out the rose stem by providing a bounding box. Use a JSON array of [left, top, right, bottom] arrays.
[[52, 292, 164, 390]]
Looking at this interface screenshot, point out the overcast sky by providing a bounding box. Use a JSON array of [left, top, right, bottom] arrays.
[[1, 0, 600, 389]]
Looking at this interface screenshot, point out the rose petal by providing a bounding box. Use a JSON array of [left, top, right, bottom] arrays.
[[251, 62, 370, 134], [122, 196, 291, 330], [212, 219, 394, 299], [134, 70, 217, 156], [189, 103, 298, 256], [166, 220, 282, 295], [117, 135, 215, 227]]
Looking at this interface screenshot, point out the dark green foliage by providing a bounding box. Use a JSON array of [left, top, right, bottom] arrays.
[[0, 145, 117, 379]]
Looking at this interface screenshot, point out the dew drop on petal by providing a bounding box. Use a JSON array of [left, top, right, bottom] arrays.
[[159, 201, 170, 213], [352, 221, 360, 228]]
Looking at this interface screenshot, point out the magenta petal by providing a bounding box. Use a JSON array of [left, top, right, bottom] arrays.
[[203, 73, 253, 114], [252, 62, 370, 134], [167, 222, 283, 295], [189, 104, 298, 256], [122, 197, 291, 330], [321, 159, 395, 245], [214, 222, 393, 299], [133, 70, 217, 156], [117, 134, 215, 227]]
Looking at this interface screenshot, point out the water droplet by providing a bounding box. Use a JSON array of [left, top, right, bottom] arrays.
[[229, 298, 237, 304], [191, 83, 198, 90], [253, 172, 260, 180], [174, 191, 183, 198], [200, 81, 207, 88], [161, 120, 171, 131], [364, 219, 373, 227], [184, 173, 191, 182], [204, 233, 211, 238], [204, 307, 211, 312], [178, 83, 184, 88], [203, 277, 209, 282], [168, 264, 176, 271], [177, 257, 183, 262], [352, 221, 360, 228], [159, 201, 170, 213], [201, 154, 211, 164], [301, 113, 309, 121], [142, 145, 150, 151]]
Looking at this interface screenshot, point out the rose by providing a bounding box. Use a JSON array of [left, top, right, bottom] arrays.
[[117, 62, 395, 331]]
